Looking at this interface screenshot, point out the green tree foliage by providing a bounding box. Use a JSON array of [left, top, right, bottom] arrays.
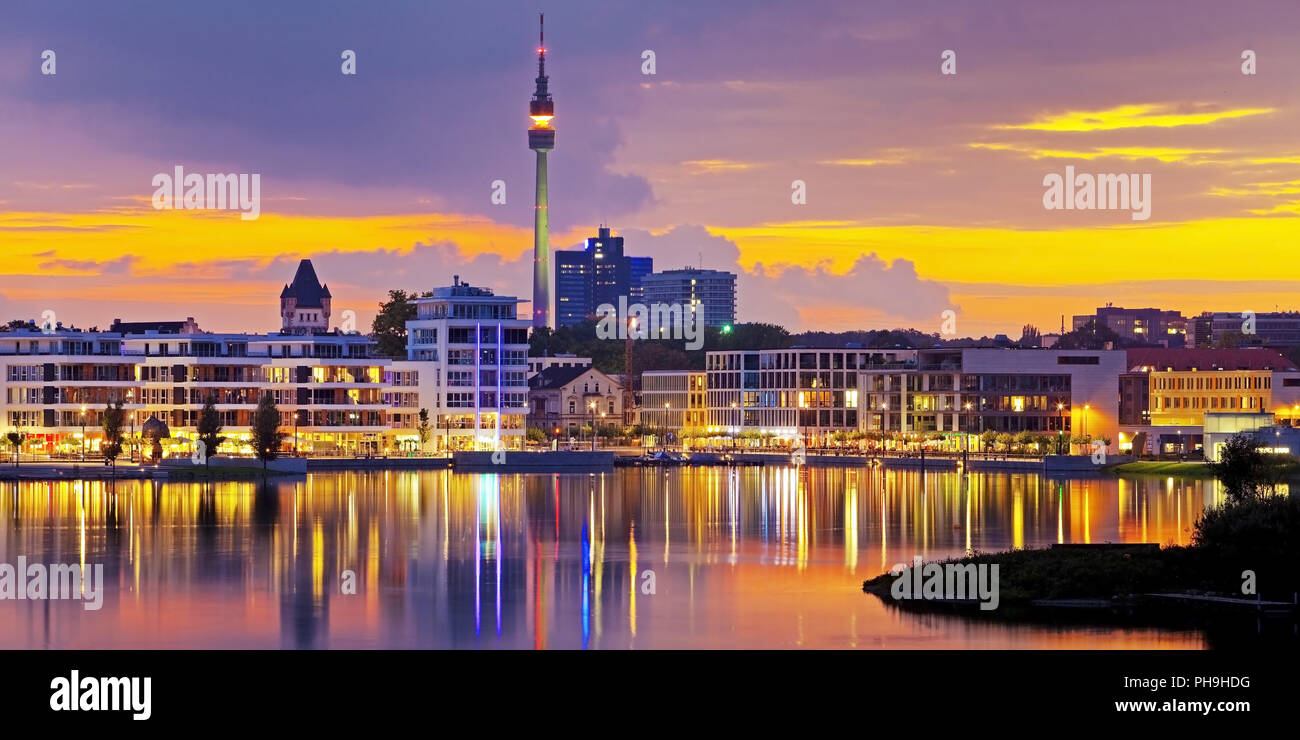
[[1208, 434, 1287, 502], [4, 430, 24, 467], [101, 399, 125, 470], [371, 289, 432, 358], [1053, 319, 1123, 350], [196, 396, 227, 469], [251, 393, 285, 471], [417, 408, 432, 449]]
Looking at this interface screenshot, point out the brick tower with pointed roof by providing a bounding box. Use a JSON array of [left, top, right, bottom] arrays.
[[280, 259, 332, 335]]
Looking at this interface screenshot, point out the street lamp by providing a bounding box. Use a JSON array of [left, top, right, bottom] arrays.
[[730, 401, 738, 449], [663, 402, 670, 450], [588, 401, 597, 451], [963, 402, 973, 455], [1056, 402, 1066, 454], [79, 405, 87, 461], [126, 390, 135, 462]]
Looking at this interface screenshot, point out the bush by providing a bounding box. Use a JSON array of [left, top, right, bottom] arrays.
[[1193, 493, 1300, 599], [1208, 434, 1289, 502]]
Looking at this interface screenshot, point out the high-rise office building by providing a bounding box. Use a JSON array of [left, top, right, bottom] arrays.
[[553, 226, 652, 327], [641, 267, 737, 329]]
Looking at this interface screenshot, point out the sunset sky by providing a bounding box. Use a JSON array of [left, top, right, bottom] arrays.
[[1, 0, 1298, 337]]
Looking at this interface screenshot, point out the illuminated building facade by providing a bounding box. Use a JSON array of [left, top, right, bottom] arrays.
[[526, 366, 622, 435], [0, 328, 387, 457], [705, 348, 916, 443], [402, 277, 530, 451], [858, 348, 1125, 443], [1122, 348, 1299, 454], [1072, 305, 1185, 346], [553, 226, 652, 328], [640, 268, 736, 329], [639, 370, 706, 431]]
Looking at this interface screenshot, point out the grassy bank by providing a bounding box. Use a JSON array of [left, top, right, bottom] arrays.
[[1109, 461, 1214, 476]]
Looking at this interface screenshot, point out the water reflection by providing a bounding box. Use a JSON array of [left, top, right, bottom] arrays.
[[0, 468, 1222, 649]]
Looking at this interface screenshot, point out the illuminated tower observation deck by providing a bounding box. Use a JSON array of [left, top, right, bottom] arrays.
[[529, 13, 556, 329]]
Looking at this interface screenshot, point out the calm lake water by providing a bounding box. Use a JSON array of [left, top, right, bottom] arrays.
[[0, 468, 1225, 649]]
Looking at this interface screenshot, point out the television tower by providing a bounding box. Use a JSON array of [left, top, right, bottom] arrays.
[[529, 13, 556, 329]]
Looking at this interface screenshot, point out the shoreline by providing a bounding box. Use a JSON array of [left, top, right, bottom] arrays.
[[0, 451, 1247, 479]]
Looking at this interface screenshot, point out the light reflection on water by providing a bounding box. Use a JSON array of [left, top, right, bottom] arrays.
[[0, 468, 1222, 649]]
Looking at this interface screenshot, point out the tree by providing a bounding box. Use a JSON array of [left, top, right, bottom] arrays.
[[196, 395, 227, 470], [1054, 319, 1123, 350], [251, 393, 285, 472], [995, 432, 1014, 451], [101, 400, 125, 473], [526, 426, 548, 445], [1019, 324, 1041, 347], [416, 408, 432, 451], [371, 289, 426, 358], [1208, 434, 1283, 502], [1014, 430, 1036, 452], [4, 430, 24, 468], [979, 429, 998, 452]]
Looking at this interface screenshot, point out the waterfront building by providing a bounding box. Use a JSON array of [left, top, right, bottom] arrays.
[[402, 276, 530, 451], [526, 365, 622, 435], [0, 327, 387, 458], [705, 347, 917, 444], [858, 348, 1126, 445], [639, 370, 706, 431], [1, 267, 533, 458], [1120, 347, 1296, 455]]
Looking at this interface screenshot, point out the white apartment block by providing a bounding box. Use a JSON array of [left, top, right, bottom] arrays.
[[400, 276, 530, 451]]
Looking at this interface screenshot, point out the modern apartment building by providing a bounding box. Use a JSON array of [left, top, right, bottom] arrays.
[[0, 328, 388, 457], [402, 276, 531, 450], [705, 348, 917, 443], [639, 370, 706, 430], [1, 268, 534, 458], [858, 348, 1126, 443], [640, 268, 737, 329]]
